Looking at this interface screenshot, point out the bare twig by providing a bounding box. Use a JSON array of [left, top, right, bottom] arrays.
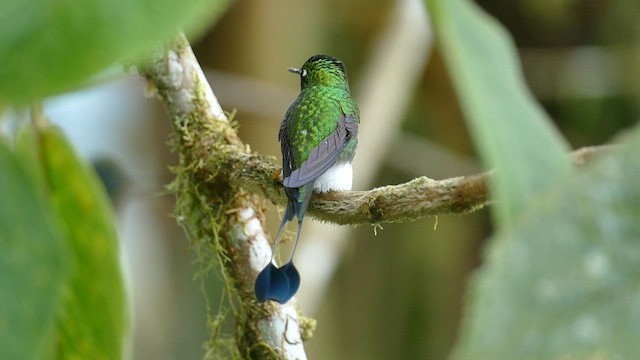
[[571, 145, 616, 166]]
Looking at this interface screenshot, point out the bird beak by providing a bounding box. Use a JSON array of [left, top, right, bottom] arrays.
[[288, 67, 302, 74]]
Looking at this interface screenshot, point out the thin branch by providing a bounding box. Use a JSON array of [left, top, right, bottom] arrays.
[[571, 145, 617, 166], [219, 145, 609, 226]]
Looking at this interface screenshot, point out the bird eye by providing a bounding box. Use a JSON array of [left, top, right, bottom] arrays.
[[301, 69, 308, 77]]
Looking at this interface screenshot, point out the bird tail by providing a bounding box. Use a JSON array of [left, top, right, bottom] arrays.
[[271, 197, 295, 257], [291, 182, 314, 221], [254, 184, 312, 304]]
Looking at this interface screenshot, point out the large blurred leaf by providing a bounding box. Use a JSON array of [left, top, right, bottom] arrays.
[[426, 0, 572, 227], [36, 126, 127, 358], [0, 0, 230, 103], [455, 125, 640, 359], [0, 139, 70, 359]]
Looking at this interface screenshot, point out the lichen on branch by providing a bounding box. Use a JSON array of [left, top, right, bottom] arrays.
[[139, 34, 308, 360]]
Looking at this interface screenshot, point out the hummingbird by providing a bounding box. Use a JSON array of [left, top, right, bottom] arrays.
[[255, 55, 360, 304]]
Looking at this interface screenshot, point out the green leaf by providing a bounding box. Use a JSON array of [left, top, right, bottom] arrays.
[[38, 126, 127, 359], [426, 0, 572, 227], [0, 139, 70, 359], [0, 0, 231, 103], [455, 126, 640, 359]]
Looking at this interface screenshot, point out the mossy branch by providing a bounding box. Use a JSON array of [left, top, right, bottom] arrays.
[[219, 145, 610, 225], [139, 34, 309, 360]]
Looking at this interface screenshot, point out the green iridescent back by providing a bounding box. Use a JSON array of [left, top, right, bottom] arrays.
[[284, 87, 359, 167], [281, 55, 360, 168]]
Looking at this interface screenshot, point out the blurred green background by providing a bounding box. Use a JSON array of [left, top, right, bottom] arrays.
[[18, 0, 638, 358]]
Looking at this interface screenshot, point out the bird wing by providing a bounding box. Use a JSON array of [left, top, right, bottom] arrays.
[[282, 114, 357, 189]]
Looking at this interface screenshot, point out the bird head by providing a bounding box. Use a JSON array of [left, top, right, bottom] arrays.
[[288, 54, 350, 91]]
